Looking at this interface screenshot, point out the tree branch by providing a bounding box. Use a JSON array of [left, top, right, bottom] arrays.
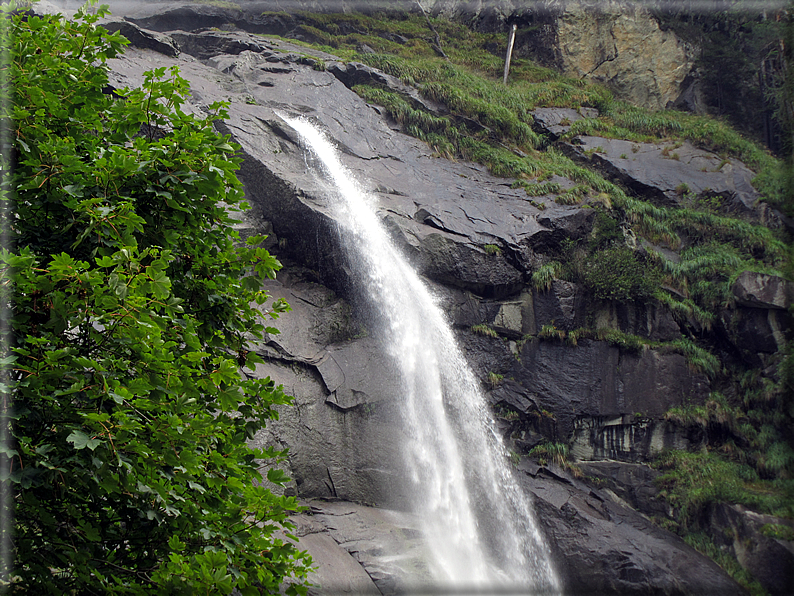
[[415, 0, 449, 60]]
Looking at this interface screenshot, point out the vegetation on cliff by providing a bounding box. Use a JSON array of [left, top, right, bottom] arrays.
[[1, 3, 311, 593]]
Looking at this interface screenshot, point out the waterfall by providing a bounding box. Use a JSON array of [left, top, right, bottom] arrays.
[[281, 114, 560, 594]]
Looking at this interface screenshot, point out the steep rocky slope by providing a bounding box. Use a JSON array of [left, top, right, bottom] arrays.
[[52, 0, 793, 593]]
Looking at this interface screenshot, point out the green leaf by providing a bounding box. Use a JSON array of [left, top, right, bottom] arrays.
[[266, 468, 290, 486], [66, 430, 91, 450]]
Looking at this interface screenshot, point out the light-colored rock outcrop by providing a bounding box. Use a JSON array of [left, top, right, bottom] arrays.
[[554, 1, 695, 110], [422, 0, 697, 110]]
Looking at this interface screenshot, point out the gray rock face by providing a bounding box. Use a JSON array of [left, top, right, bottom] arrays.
[[294, 490, 748, 596], [107, 28, 599, 300], [592, 301, 682, 342], [101, 19, 180, 57], [511, 339, 710, 442], [720, 272, 793, 361], [571, 416, 702, 463], [561, 135, 762, 216], [248, 272, 412, 508], [719, 306, 792, 362], [576, 461, 667, 518], [732, 271, 794, 310], [291, 500, 433, 596], [708, 504, 794, 596], [531, 106, 600, 140], [429, 0, 696, 111]]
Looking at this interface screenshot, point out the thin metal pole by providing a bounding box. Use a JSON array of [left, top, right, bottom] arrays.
[[503, 23, 517, 85]]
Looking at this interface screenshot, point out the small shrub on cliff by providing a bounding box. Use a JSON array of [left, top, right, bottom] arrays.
[[471, 324, 499, 338], [531, 261, 562, 291], [583, 246, 661, 302], [594, 328, 647, 353], [1, 4, 311, 593]]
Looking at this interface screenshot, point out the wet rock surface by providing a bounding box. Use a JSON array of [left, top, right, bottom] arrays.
[[291, 500, 432, 596], [520, 467, 746, 595], [105, 28, 595, 301], [292, 478, 748, 596], [561, 135, 762, 216], [576, 461, 667, 518], [511, 339, 710, 442]]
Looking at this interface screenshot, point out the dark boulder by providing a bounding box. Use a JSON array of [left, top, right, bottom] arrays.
[[100, 19, 180, 57], [592, 300, 682, 342], [718, 307, 792, 362], [577, 460, 667, 518], [531, 106, 600, 140]]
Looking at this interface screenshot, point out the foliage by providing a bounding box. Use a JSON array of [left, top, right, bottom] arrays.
[[526, 441, 581, 476], [1, 4, 311, 593], [532, 324, 722, 376], [594, 328, 647, 354], [653, 1, 785, 151], [531, 261, 562, 291], [527, 441, 569, 467], [583, 245, 660, 303], [537, 323, 565, 341], [655, 450, 793, 528], [470, 324, 499, 338], [294, 6, 786, 212], [487, 371, 504, 389], [665, 393, 737, 432], [663, 339, 721, 378], [326, 14, 789, 325], [759, 523, 794, 541]]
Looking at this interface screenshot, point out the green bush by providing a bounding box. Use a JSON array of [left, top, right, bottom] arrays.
[[583, 246, 660, 302], [759, 523, 794, 541], [527, 442, 570, 466], [1, 4, 311, 593], [589, 212, 624, 250]]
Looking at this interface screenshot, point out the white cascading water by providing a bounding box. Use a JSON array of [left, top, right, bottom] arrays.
[[281, 114, 560, 594]]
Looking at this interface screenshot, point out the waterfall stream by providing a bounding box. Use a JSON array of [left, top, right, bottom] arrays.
[[281, 114, 560, 594]]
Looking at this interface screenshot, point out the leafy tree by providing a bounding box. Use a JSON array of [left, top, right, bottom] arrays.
[[0, 2, 311, 593]]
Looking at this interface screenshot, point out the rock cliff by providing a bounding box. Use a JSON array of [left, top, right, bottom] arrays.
[[60, 0, 791, 593], [403, 0, 694, 111]]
